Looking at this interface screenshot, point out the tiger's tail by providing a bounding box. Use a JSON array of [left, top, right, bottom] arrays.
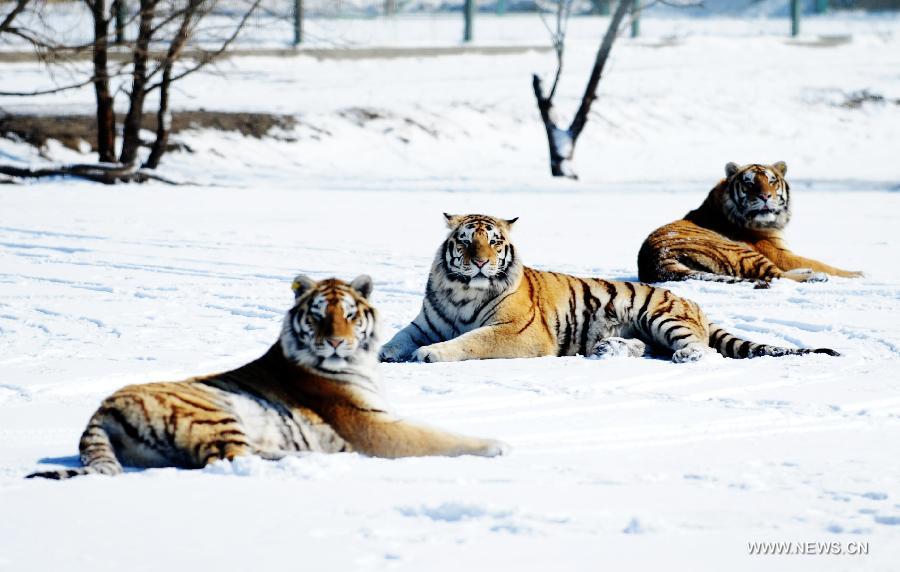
[[708, 323, 839, 359], [26, 415, 123, 480]]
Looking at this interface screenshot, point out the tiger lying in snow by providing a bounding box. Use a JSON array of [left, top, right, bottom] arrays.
[[28, 275, 506, 479], [638, 161, 863, 287]]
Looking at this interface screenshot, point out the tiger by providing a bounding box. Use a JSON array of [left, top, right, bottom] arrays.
[[637, 161, 863, 287], [27, 275, 507, 479], [377, 213, 839, 364]]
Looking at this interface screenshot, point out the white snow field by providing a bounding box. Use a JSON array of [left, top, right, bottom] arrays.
[[2, 12, 900, 572]]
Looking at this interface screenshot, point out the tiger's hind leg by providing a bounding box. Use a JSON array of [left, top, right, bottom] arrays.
[[591, 337, 647, 359], [99, 384, 256, 469], [671, 343, 717, 363], [655, 260, 773, 289], [634, 286, 719, 363], [663, 324, 718, 363], [182, 417, 254, 467]]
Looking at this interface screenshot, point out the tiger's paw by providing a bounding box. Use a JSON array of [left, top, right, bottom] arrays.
[[783, 268, 828, 283], [477, 439, 511, 458], [672, 345, 716, 363], [378, 343, 414, 363], [412, 345, 451, 363], [591, 337, 646, 359]]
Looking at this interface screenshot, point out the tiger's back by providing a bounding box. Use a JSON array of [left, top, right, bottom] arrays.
[[510, 267, 710, 359], [637, 218, 782, 285]]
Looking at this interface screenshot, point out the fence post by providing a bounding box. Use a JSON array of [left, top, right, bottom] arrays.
[[791, 0, 800, 37], [591, 0, 611, 15], [464, 0, 474, 42], [114, 0, 126, 45], [293, 0, 303, 46], [631, 0, 640, 38], [815, 0, 827, 13]]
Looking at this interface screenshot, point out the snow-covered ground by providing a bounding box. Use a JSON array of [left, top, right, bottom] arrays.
[[2, 12, 900, 572]]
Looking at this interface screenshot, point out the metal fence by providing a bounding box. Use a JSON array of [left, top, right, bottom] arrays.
[[3, 0, 897, 51]]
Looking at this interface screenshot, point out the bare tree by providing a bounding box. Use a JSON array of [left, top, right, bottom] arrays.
[[0, 0, 262, 184], [532, 0, 633, 179]]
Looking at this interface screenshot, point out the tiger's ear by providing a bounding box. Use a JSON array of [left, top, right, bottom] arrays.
[[350, 274, 373, 299], [772, 161, 787, 176], [291, 275, 317, 300], [443, 213, 463, 228], [725, 162, 741, 178], [504, 217, 519, 229]]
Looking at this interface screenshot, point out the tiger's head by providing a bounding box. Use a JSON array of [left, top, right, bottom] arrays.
[[439, 213, 520, 291], [718, 161, 792, 231], [280, 275, 379, 374]]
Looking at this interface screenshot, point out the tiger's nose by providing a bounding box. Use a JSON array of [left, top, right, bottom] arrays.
[[473, 258, 489, 268], [326, 338, 343, 349]]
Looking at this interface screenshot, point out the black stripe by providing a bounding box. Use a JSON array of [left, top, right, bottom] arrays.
[[579, 281, 600, 356], [480, 291, 516, 325], [517, 309, 537, 334], [410, 321, 434, 345], [725, 336, 739, 356], [188, 417, 239, 427], [100, 407, 161, 451], [655, 317, 680, 334], [166, 393, 221, 413], [669, 332, 693, 344], [710, 328, 728, 348], [425, 288, 458, 334]]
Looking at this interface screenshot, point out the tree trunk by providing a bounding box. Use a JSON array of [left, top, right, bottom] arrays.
[[144, 67, 170, 169], [532, 75, 572, 178], [532, 0, 632, 179], [89, 0, 116, 163], [119, 0, 156, 166]]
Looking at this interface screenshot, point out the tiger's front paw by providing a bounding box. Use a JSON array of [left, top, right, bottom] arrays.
[[478, 439, 511, 458], [378, 343, 414, 363], [591, 337, 646, 359], [783, 268, 828, 283], [411, 344, 452, 363]]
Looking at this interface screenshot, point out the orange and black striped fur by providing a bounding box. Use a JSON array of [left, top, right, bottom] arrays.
[[28, 276, 506, 479], [638, 161, 862, 287], [378, 214, 838, 364]]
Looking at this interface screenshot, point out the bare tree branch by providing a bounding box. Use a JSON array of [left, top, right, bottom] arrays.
[[147, 0, 262, 91], [569, 0, 632, 140], [0, 0, 31, 35], [0, 77, 96, 96]]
